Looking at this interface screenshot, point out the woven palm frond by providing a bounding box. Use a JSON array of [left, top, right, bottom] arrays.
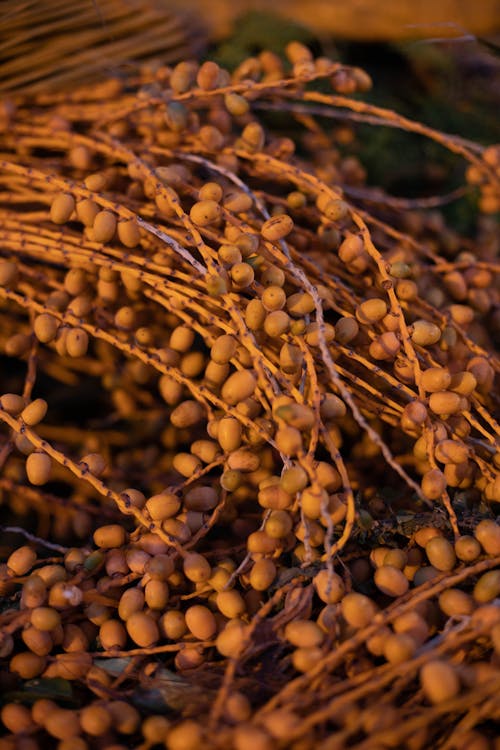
[[0, 0, 206, 94]]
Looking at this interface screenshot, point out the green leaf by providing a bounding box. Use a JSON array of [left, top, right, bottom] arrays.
[[213, 11, 314, 70], [4, 678, 74, 705]]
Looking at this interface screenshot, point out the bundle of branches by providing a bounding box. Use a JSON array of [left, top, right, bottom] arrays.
[[0, 42, 499, 750], [0, 0, 206, 95]]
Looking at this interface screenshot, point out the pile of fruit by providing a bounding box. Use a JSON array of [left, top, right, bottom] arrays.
[[0, 40, 499, 750]]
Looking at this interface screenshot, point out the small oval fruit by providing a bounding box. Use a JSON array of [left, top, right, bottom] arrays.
[[420, 660, 460, 704], [185, 605, 217, 640], [284, 619, 324, 648], [374, 565, 409, 597], [126, 612, 159, 647], [26, 452, 52, 485], [93, 210, 117, 243], [261, 214, 294, 241], [341, 592, 378, 628], [425, 537, 456, 572], [221, 370, 256, 405], [50, 193, 75, 224], [474, 520, 500, 555]]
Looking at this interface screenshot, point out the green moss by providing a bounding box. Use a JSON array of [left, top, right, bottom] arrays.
[[211, 11, 314, 70]]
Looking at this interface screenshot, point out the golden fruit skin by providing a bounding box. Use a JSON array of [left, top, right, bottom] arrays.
[[183, 552, 211, 583], [22, 624, 52, 656], [0, 260, 18, 286], [264, 310, 290, 337], [421, 367, 452, 392], [118, 587, 145, 621], [26, 452, 52, 485], [261, 213, 294, 241], [169, 325, 195, 353], [356, 298, 388, 324], [216, 620, 246, 657], [30, 606, 61, 631], [370, 546, 391, 568], [185, 605, 217, 640], [414, 526, 443, 548], [275, 426, 303, 456], [145, 492, 181, 521], [262, 285, 286, 311], [172, 452, 201, 477], [7, 545, 37, 575], [44, 709, 81, 740], [455, 535, 481, 562], [264, 509, 293, 538], [449, 371, 477, 396], [21, 398, 48, 426], [211, 334, 237, 364], [291, 646, 323, 673], [245, 299, 266, 330], [221, 370, 256, 405], [425, 537, 456, 572], [434, 439, 469, 465], [284, 619, 324, 648], [10, 652, 46, 679], [117, 218, 140, 248], [167, 720, 205, 750], [474, 520, 500, 555], [249, 558, 276, 590], [99, 620, 127, 650], [76, 197, 99, 227], [279, 342, 304, 373], [286, 292, 314, 316], [411, 320, 441, 346], [369, 331, 400, 360], [0, 393, 25, 415], [338, 232, 363, 263], [383, 548, 407, 570], [218, 416, 243, 452], [341, 592, 378, 628], [125, 612, 159, 647], [50, 193, 75, 224], [34, 313, 59, 344], [300, 485, 329, 520], [473, 571, 500, 603], [313, 569, 345, 604], [142, 714, 171, 744], [108, 700, 140, 734], [161, 610, 187, 640], [93, 524, 127, 548], [383, 633, 416, 664], [280, 465, 308, 495], [93, 210, 117, 243], [216, 590, 246, 619], [79, 704, 112, 736], [190, 199, 222, 226], [170, 400, 204, 428], [392, 611, 428, 646], [438, 589, 474, 618], [420, 660, 460, 704], [66, 328, 89, 357], [428, 391, 462, 416], [1, 703, 35, 734], [421, 468, 446, 500], [374, 565, 409, 597]]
